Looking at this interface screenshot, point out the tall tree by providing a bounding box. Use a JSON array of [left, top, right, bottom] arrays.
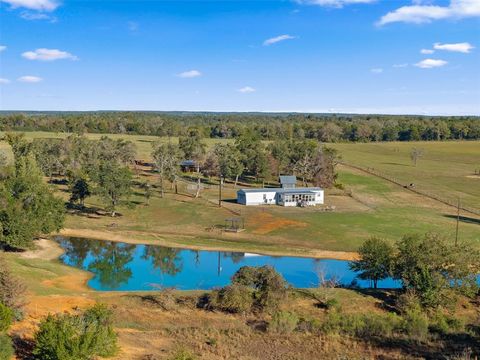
[[93, 162, 132, 217], [311, 146, 340, 188], [215, 144, 245, 187], [152, 142, 180, 198], [349, 237, 394, 289]]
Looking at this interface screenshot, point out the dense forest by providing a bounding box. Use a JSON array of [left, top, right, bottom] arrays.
[[1, 112, 479, 142]]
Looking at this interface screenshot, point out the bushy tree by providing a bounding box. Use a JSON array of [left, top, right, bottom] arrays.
[[349, 237, 394, 289], [32, 138, 67, 178], [33, 304, 118, 360], [0, 155, 65, 249], [179, 128, 206, 167], [214, 144, 244, 186], [92, 161, 132, 216], [68, 171, 91, 207], [394, 233, 480, 308], [232, 265, 287, 312]]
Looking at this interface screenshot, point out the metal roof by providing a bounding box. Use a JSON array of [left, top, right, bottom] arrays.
[[238, 187, 322, 194], [279, 175, 297, 184], [180, 160, 197, 166]]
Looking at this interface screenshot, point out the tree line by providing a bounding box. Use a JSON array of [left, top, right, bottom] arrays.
[[1, 111, 479, 141]]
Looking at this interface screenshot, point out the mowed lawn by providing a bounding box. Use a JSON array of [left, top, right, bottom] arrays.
[[331, 141, 480, 210]]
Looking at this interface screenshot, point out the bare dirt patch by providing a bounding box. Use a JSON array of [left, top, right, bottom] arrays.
[[248, 212, 307, 235], [41, 273, 92, 293], [20, 238, 64, 260], [10, 295, 96, 338]]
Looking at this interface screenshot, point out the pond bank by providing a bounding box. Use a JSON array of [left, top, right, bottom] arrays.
[[57, 228, 359, 261]]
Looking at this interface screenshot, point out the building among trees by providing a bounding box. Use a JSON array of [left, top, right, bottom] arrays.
[[237, 176, 324, 207]]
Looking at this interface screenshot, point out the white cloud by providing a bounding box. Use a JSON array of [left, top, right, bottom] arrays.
[[20, 11, 56, 21], [22, 48, 78, 61], [263, 34, 296, 46], [297, 0, 376, 8], [415, 58, 448, 68], [0, 45, 6, 52], [420, 48, 434, 54], [0, 78, 11, 84], [0, 0, 59, 11], [18, 75, 43, 82], [238, 86, 256, 93], [393, 63, 409, 68], [370, 68, 383, 74], [177, 70, 202, 78], [434, 42, 474, 53], [377, 0, 480, 25]]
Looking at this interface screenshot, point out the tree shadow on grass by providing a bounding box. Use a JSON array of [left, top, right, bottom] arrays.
[[12, 335, 35, 360], [382, 162, 411, 167], [443, 215, 480, 226], [350, 288, 400, 313], [368, 331, 480, 360]]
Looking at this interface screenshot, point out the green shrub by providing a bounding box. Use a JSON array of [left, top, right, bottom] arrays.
[[297, 317, 322, 333], [33, 303, 118, 360], [358, 313, 401, 338], [0, 334, 14, 360], [209, 284, 253, 314], [269, 311, 299, 334], [324, 298, 340, 311], [0, 303, 13, 332], [232, 266, 287, 312], [169, 347, 196, 360], [320, 311, 402, 339], [402, 308, 429, 339], [430, 312, 465, 335], [82, 304, 118, 357]]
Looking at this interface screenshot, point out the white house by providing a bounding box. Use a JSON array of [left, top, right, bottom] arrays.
[[237, 187, 324, 207]]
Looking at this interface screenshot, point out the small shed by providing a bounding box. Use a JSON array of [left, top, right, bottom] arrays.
[[180, 160, 198, 172], [279, 175, 297, 189]]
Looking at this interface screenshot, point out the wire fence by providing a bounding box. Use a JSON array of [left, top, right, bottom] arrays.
[[340, 162, 480, 217]]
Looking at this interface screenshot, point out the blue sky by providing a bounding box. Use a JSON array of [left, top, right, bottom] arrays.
[[0, 0, 479, 114]]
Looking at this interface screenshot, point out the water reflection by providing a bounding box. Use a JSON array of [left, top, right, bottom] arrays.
[[88, 242, 136, 289], [142, 245, 182, 276], [56, 236, 402, 291]]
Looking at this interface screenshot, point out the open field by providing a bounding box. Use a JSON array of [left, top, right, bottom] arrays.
[[331, 141, 480, 210]]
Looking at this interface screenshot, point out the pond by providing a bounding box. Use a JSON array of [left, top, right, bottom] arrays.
[[55, 236, 401, 291]]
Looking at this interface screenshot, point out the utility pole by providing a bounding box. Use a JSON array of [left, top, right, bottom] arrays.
[[218, 175, 222, 207], [455, 197, 460, 247]]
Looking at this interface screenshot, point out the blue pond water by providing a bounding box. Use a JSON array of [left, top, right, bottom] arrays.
[[55, 236, 401, 291]]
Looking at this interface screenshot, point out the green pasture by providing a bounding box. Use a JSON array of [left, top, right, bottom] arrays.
[[331, 141, 480, 210]]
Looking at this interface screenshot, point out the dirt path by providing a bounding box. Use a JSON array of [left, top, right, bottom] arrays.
[[58, 228, 359, 261]]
